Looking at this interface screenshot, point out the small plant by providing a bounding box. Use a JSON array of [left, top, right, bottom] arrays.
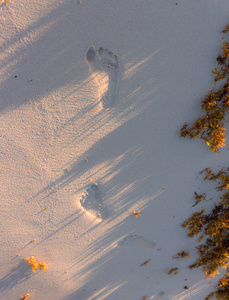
[[140, 259, 151, 267], [167, 267, 178, 276], [24, 256, 48, 272], [132, 211, 141, 218], [192, 192, 208, 207], [174, 250, 191, 260], [21, 293, 30, 300], [180, 24, 229, 152]]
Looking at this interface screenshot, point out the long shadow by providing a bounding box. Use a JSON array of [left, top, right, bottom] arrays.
[[0, 0, 163, 119], [27, 62, 165, 298], [0, 260, 34, 293], [32, 108, 163, 248], [2, 1, 229, 299], [33, 104, 162, 208], [30, 39, 163, 202], [35, 106, 168, 299], [1, 3, 167, 298], [64, 223, 160, 300], [34, 210, 82, 247], [0, 0, 93, 113], [21, 35, 165, 298]]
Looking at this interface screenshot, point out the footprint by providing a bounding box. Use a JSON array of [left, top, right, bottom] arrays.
[[85, 45, 119, 108], [154, 291, 165, 299], [79, 183, 108, 221], [118, 235, 156, 249]]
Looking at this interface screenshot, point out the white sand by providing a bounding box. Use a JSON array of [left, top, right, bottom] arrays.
[[1, 0, 229, 299]]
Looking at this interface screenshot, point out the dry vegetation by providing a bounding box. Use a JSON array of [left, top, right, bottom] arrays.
[[180, 24, 229, 153], [182, 168, 229, 299], [140, 259, 151, 267], [167, 267, 179, 276], [174, 250, 191, 260], [21, 293, 30, 300], [132, 211, 142, 217], [24, 256, 48, 272], [181, 24, 229, 300]]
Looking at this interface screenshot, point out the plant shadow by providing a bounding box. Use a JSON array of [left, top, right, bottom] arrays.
[[0, 260, 34, 293]]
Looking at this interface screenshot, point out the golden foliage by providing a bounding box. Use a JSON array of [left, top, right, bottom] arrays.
[[167, 268, 178, 276], [182, 167, 229, 299], [174, 250, 191, 259], [21, 293, 30, 300], [181, 24, 229, 298], [24, 256, 48, 272], [132, 211, 142, 218], [140, 259, 151, 267], [180, 25, 229, 152]]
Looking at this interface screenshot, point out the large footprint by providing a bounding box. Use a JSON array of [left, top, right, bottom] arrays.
[[79, 183, 108, 221], [85, 45, 119, 108], [118, 235, 156, 249]]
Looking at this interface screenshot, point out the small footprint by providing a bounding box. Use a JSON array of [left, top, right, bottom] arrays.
[[118, 235, 156, 249], [154, 291, 165, 299], [85, 45, 119, 108], [79, 183, 108, 221]]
